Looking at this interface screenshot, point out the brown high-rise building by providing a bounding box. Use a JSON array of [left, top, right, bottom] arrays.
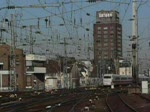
[[94, 10, 122, 74]]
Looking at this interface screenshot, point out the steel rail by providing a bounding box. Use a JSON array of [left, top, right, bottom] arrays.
[[105, 89, 138, 112], [118, 94, 139, 112], [69, 94, 91, 112]]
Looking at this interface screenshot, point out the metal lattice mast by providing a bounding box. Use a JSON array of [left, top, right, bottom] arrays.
[[30, 25, 33, 54], [63, 38, 68, 88], [10, 14, 16, 90]]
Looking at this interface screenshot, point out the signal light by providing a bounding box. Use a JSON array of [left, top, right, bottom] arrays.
[[132, 43, 136, 49]]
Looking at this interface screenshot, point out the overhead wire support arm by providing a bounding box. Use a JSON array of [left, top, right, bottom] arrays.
[[87, 0, 129, 4], [0, 4, 60, 10]]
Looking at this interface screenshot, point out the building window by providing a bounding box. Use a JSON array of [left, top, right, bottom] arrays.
[[110, 26, 114, 30], [98, 56, 102, 59], [110, 35, 114, 38], [110, 39, 114, 42], [117, 39, 121, 43], [104, 39, 108, 42], [103, 35, 108, 38], [26, 75, 32, 86], [98, 35, 102, 38], [117, 27, 121, 30], [99, 51, 102, 55], [118, 52, 122, 55], [103, 27, 108, 30], [98, 27, 102, 30], [98, 31, 101, 34], [96, 38, 101, 42], [104, 31, 108, 34], [110, 43, 114, 46], [97, 43, 101, 47], [111, 47, 114, 50], [118, 31, 121, 35], [104, 51, 108, 55], [118, 36, 121, 38], [0, 65, 3, 70], [118, 43, 121, 47], [103, 47, 108, 50], [118, 47, 122, 51], [110, 31, 114, 34], [104, 56, 108, 59], [104, 43, 108, 46]]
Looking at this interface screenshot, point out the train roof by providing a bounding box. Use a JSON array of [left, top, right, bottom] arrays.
[[104, 74, 118, 75], [103, 74, 132, 78], [103, 74, 120, 77], [139, 75, 150, 78]]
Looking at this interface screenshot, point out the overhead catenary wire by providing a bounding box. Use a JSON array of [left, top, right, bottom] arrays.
[[0, 0, 149, 60]]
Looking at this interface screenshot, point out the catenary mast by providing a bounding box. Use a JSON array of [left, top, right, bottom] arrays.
[[132, 0, 138, 84]]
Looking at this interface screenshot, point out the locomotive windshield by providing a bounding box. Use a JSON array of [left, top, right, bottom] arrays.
[[104, 76, 111, 78]]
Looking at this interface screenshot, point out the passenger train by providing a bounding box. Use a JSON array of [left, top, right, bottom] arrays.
[[102, 74, 150, 86]]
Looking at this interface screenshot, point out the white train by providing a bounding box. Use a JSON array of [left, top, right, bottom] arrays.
[[102, 74, 150, 86], [103, 74, 132, 86], [138, 75, 150, 83]]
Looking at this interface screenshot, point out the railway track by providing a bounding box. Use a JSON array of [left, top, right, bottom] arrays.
[[121, 93, 150, 112], [0, 92, 78, 112], [2, 87, 150, 112], [0, 88, 98, 112], [106, 92, 150, 112], [106, 93, 138, 112]]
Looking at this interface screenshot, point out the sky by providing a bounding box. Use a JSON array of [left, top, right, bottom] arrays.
[[0, 0, 150, 69]]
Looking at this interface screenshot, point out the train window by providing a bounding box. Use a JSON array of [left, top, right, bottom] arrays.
[[121, 77, 127, 80], [114, 77, 120, 80], [104, 76, 111, 78]]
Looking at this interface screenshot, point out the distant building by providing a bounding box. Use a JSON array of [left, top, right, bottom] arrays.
[[45, 60, 61, 90], [0, 44, 26, 91], [119, 59, 132, 76], [93, 10, 122, 74], [25, 54, 46, 90]]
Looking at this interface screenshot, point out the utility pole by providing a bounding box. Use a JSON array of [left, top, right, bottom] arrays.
[[131, 0, 138, 84], [63, 38, 68, 88], [0, 29, 3, 44], [88, 43, 90, 60], [10, 14, 17, 91], [30, 25, 33, 54]]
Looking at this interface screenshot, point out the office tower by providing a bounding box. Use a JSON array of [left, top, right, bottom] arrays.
[[94, 10, 122, 74]]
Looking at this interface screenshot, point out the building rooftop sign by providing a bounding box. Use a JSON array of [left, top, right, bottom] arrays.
[[98, 12, 113, 18], [96, 10, 119, 23]]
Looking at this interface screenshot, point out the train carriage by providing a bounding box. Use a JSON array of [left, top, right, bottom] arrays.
[[103, 74, 132, 86], [103, 74, 150, 86]]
